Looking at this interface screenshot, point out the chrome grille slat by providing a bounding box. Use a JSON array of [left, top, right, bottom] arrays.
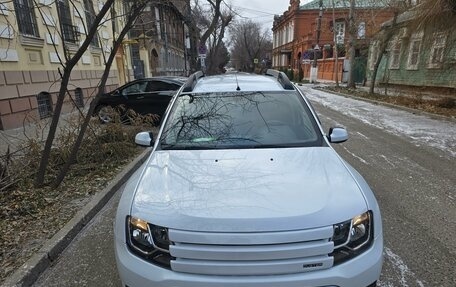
[[171, 256, 333, 276], [169, 226, 334, 276], [169, 226, 333, 245], [170, 240, 333, 261]]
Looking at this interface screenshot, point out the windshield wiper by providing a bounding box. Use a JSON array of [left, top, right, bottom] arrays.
[[160, 143, 219, 150], [216, 137, 262, 144]]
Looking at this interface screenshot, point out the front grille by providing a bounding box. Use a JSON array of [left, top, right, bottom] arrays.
[[168, 226, 334, 276]]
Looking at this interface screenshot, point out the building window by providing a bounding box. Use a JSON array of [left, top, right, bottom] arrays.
[[74, 88, 84, 108], [57, 0, 78, 43], [83, 0, 99, 47], [13, 0, 39, 37], [357, 22, 366, 39], [37, 92, 53, 119], [406, 33, 422, 70], [335, 22, 345, 44], [389, 38, 401, 69], [428, 32, 447, 68]]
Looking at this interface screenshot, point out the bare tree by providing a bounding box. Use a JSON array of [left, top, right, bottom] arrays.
[[206, 10, 232, 74], [367, 0, 436, 94], [411, 0, 456, 30], [52, 0, 152, 187], [368, 12, 399, 94], [191, 0, 233, 73], [346, 0, 356, 88], [34, 0, 116, 187], [332, 0, 339, 87], [229, 20, 272, 73]]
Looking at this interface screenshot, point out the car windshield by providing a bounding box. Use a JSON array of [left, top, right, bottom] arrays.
[[160, 91, 322, 149]]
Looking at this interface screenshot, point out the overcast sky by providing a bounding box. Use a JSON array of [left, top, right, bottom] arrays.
[[225, 0, 313, 32], [225, 0, 289, 32]]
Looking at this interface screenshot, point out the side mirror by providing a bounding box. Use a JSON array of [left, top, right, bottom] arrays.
[[135, 132, 154, 147], [328, 127, 348, 143]]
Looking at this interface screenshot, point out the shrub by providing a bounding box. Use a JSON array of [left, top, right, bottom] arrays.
[[436, 97, 455, 109]]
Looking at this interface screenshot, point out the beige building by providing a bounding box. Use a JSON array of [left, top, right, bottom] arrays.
[[0, 0, 119, 130], [128, 0, 190, 79]]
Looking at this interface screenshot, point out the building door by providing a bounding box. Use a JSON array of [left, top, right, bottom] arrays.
[[354, 56, 367, 84], [342, 59, 350, 83]]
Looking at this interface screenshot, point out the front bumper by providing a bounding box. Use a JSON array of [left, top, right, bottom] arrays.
[[115, 234, 383, 287]]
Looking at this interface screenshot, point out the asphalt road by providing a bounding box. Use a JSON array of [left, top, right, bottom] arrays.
[[33, 89, 456, 287]]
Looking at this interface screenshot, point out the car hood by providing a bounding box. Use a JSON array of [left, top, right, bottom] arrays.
[[131, 147, 367, 232]]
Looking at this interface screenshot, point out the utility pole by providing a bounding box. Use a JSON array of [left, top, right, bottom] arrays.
[[332, 0, 339, 87], [311, 0, 323, 83]]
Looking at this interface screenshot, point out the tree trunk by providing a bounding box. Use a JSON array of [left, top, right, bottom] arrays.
[[199, 0, 222, 47], [332, 0, 339, 87], [52, 2, 146, 188], [347, 0, 356, 88], [34, 0, 115, 187], [369, 13, 398, 94]]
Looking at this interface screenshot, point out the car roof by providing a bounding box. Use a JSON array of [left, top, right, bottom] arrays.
[[192, 73, 288, 93], [184, 70, 294, 93], [143, 76, 187, 84]]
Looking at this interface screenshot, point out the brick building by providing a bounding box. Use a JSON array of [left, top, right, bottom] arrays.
[[272, 0, 394, 82], [128, 0, 190, 79]]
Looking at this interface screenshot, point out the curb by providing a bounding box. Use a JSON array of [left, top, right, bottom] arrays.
[[311, 86, 456, 123], [1, 148, 152, 287]]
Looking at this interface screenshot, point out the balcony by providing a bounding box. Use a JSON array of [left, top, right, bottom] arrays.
[[61, 23, 79, 43]]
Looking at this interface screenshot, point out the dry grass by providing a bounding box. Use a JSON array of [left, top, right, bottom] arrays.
[[0, 112, 157, 283]]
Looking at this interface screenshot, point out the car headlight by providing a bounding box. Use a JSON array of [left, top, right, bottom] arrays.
[[126, 216, 173, 268], [331, 211, 373, 265]]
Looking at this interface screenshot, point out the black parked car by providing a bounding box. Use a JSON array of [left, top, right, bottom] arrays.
[[94, 77, 186, 123]]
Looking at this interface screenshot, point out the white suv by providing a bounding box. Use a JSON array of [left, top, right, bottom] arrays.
[[114, 70, 383, 287]]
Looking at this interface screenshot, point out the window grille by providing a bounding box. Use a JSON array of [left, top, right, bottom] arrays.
[[57, 0, 79, 43], [74, 88, 84, 108], [83, 0, 99, 47], [13, 0, 39, 37], [37, 92, 53, 119], [429, 32, 447, 68], [389, 39, 402, 69], [335, 22, 345, 44], [407, 38, 422, 70]]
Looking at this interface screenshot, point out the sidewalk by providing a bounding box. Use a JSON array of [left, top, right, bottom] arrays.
[[299, 78, 455, 100], [0, 110, 86, 156], [0, 121, 48, 156]]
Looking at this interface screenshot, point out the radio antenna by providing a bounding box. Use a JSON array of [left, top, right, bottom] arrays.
[[235, 72, 241, 91]]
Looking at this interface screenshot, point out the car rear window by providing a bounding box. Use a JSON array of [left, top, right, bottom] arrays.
[[160, 91, 323, 149]]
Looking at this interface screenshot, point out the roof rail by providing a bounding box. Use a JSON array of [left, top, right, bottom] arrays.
[[182, 71, 204, 92], [265, 69, 294, 90]]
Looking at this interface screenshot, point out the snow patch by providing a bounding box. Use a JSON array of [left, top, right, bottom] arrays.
[[342, 146, 369, 165], [384, 247, 426, 287], [300, 86, 456, 158]]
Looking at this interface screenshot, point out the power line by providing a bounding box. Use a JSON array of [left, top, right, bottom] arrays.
[[230, 5, 277, 16]]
